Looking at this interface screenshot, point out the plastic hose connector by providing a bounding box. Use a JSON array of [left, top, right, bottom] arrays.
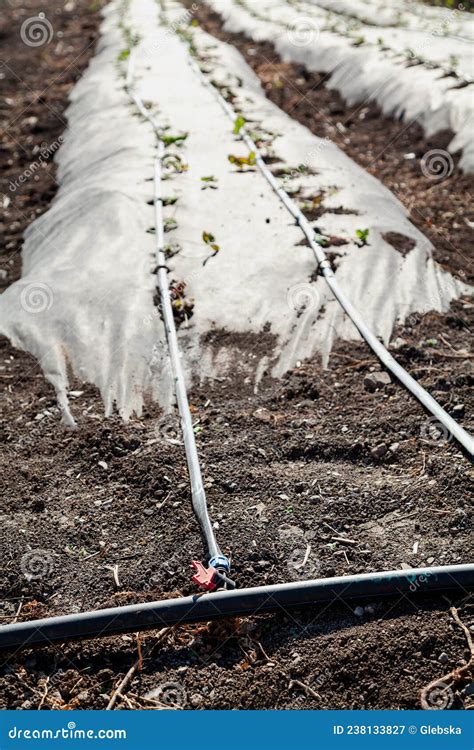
[[209, 555, 230, 572]]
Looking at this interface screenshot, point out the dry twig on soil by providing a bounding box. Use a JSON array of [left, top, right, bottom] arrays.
[[420, 605, 474, 710], [106, 627, 171, 710]]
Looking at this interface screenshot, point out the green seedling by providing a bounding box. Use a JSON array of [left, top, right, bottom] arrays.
[[161, 133, 188, 147], [228, 151, 257, 169], [355, 228, 370, 247], [202, 231, 220, 266], [117, 48, 130, 62], [201, 175, 218, 190], [164, 218, 178, 232], [233, 116, 246, 135], [164, 242, 181, 258]]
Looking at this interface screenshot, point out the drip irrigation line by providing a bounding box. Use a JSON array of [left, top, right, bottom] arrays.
[[1, 564, 472, 651], [182, 51, 473, 457], [125, 53, 230, 578]]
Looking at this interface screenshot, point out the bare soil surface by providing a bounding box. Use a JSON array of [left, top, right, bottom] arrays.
[[0, 0, 105, 292], [0, 0, 473, 712]]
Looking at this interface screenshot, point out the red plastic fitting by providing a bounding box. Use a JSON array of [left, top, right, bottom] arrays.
[[191, 560, 218, 592]]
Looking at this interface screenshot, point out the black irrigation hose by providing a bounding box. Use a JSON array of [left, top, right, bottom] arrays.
[[1, 565, 472, 652]]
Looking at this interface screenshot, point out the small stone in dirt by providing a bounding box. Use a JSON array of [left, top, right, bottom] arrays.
[[31, 498, 45, 512], [254, 407, 272, 423], [371, 443, 388, 459], [389, 442, 399, 454], [223, 481, 237, 492], [390, 338, 407, 349], [354, 606, 364, 618], [452, 404, 465, 416], [363, 372, 391, 392], [438, 652, 449, 664], [426, 557, 435, 564], [98, 461, 108, 470], [191, 693, 203, 706]]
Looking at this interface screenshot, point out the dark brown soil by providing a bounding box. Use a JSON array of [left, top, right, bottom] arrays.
[[1, 304, 473, 710], [187, 2, 474, 285], [0, 0, 106, 292], [0, 0, 473, 713]]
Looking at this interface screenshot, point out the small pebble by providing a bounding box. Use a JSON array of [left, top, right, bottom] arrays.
[[371, 442, 388, 459], [354, 606, 364, 618], [363, 371, 391, 392], [438, 652, 449, 664]]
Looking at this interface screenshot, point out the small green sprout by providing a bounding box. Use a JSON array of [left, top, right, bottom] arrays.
[[161, 133, 188, 147], [228, 151, 257, 169], [233, 116, 246, 135], [202, 231, 220, 266], [117, 48, 130, 62], [164, 218, 178, 232], [355, 228, 370, 247], [201, 175, 218, 190]]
